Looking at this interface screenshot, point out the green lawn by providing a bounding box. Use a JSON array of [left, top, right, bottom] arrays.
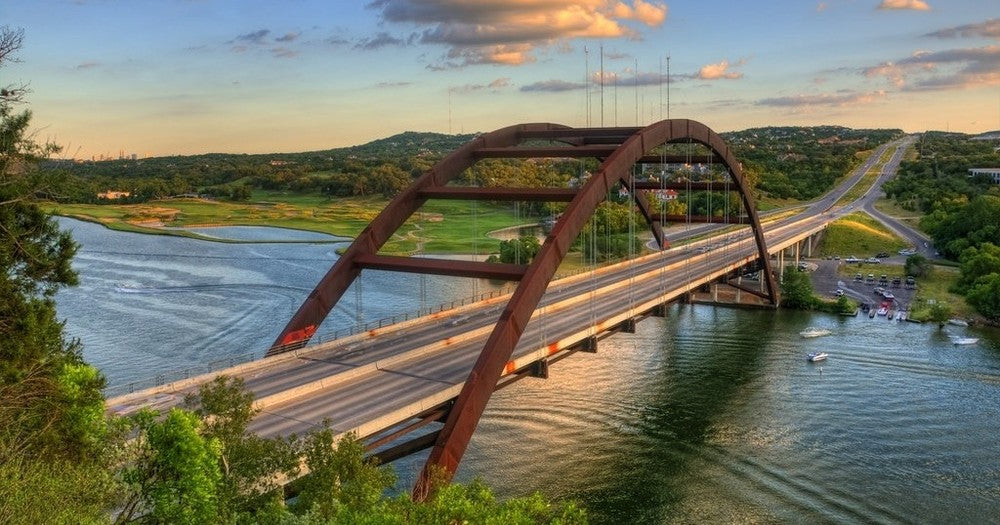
[[818, 212, 908, 258], [906, 265, 973, 320], [873, 198, 924, 231], [45, 194, 529, 254]]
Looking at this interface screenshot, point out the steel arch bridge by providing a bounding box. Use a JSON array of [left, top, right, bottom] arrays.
[[268, 119, 778, 495]]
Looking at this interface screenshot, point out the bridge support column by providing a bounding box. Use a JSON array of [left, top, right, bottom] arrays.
[[778, 251, 785, 282], [794, 242, 801, 266], [579, 336, 598, 353], [528, 359, 549, 379], [805, 234, 813, 258], [712, 283, 719, 302], [651, 303, 668, 317], [619, 318, 637, 333], [736, 275, 742, 303]]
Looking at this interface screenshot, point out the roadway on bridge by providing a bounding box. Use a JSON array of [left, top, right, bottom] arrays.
[[107, 136, 915, 454]]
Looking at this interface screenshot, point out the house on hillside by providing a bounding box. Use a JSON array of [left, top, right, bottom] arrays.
[[968, 168, 1000, 184]]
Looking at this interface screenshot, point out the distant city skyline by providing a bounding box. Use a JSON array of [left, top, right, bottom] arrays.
[[6, 0, 999, 157]]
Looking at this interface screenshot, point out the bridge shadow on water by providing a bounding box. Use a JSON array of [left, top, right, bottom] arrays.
[[573, 305, 780, 524], [388, 304, 786, 524]]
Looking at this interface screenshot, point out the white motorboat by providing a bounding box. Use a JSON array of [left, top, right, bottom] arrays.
[[807, 352, 828, 362], [800, 327, 832, 338], [951, 337, 979, 345], [948, 319, 969, 327]]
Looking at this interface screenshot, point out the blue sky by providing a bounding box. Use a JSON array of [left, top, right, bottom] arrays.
[[5, 0, 999, 157]]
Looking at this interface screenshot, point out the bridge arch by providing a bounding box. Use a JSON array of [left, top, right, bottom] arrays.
[[267, 119, 779, 495]]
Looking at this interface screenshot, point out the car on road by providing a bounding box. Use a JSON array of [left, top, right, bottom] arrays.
[[835, 289, 845, 297], [899, 248, 917, 256], [866, 257, 881, 264], [845, 256, 861, 263], [876, 252, 889, 258]]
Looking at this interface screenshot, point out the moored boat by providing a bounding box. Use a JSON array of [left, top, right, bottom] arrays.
[[951, 336, 979, 345]]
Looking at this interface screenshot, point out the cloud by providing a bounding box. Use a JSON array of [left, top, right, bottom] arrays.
[[368, 0, 668, 68], [271, 47, 299, 59], [234, 29, 271, 44], [816, 2, 827, 12], [924, 18, 1000, 40], [864, 45, 1000, 90], [355, 32, 409, 50], [697, 58, 746, 80], [604, 51, 630, 60], [75, 61, 100, 70], [275, 32, 301, 43], [876, 0, 930, 11], [452, 77, 512, 93], [757, 90, 886, 108], [521, 79, 587, 92], [375, 81, 413, 88], [326, 35, 350, 45]]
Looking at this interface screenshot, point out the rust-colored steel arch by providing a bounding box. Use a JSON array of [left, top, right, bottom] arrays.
[[265, 118, 778, 495], [413, 119, 778, 496]]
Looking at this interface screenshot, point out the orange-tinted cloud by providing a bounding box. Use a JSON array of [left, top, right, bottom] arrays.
[[697, 59, 746, 80], [369, 0, 668, 68], [864, 45, 1000, 90], [876, 0, 930, 11], [757, 90, 886, 109]]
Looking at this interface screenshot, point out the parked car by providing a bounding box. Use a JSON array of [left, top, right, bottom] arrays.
[[876, 252, 889, 258], [845, 256, 861, 263], [866, 257, 881, 264]]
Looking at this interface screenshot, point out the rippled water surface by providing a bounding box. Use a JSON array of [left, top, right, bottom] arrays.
[[56, 218, 1000, 524]]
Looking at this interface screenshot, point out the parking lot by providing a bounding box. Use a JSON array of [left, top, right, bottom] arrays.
[[800, 258, 917, 311]]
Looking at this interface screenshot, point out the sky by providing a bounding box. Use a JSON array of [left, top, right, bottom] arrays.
[[5, 0, 1000, 158]]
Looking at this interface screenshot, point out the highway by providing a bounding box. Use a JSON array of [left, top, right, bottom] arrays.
[[106, 136, 915, 462]]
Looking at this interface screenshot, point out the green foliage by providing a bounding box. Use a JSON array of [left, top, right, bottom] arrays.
[[0, 453, 117, 525], [724, 126, 902, 200], [884, 132, 998, 214], [956, 243, 1000, 292], [835, 295, 854, 314], [904, 254, 932, 278], [927, 302, 953, 328], [120, 408, 222, 524], [965, 273, 1000, 321], [396, 478, 587, 525], [184, 376, 300, 520], [292, 430, 397, 520], [490, 235, 542, 264], [925, 195, 1000, 260], [780, 270, 818, 310]]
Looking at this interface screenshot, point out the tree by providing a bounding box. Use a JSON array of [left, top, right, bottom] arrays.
[[956, 243, 1000, 293], [966, 273, 1000, 322], [183, 376, 299, 520], [292, 429, 396, 520], [118, 409, 222, 524], [927, 301, 953, 329], [491, 235, 541, 265], [904, 254, 931, 278], [780, 270, 817, 310]]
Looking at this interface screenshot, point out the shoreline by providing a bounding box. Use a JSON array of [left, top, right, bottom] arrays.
[[56, 213, 348, 245]]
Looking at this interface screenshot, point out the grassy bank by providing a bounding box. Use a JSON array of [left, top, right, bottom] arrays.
[[873, 198, 924, 231], [44, 192, 529, 254], [906, 265, 974, 320], [818, 212, 908, 258], [833, 146, 895, 207]]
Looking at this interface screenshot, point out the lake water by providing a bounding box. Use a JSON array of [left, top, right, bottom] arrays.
[[55, 218, 1000, 524]]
